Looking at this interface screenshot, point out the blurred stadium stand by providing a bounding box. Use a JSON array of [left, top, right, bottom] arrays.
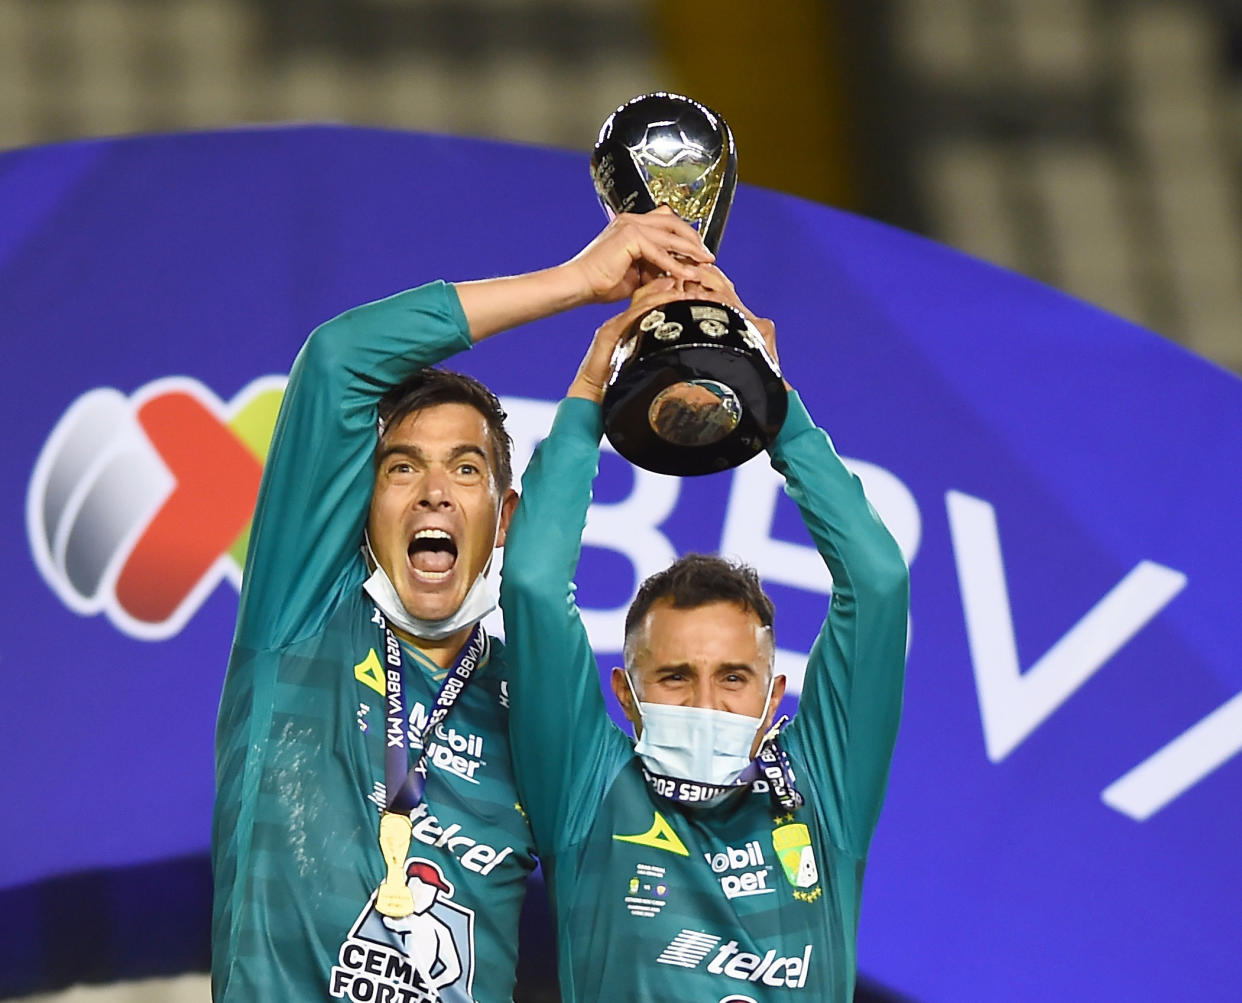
[[1, 0, 1238, 375]]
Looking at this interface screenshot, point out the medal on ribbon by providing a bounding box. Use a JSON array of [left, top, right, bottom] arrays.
[[370, 613, 488, 917]]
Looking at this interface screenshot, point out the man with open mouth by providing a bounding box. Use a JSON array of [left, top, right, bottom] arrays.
[[211, 206, 714, 1002]]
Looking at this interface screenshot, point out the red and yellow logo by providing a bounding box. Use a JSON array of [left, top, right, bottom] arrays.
[[27, 376, 286, 640]]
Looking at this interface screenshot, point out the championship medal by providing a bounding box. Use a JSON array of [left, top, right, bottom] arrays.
[[376, 810, 415, 918]]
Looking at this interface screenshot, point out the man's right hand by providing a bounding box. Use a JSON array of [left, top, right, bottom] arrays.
[[567, 276, 691, 403], [454, 207, 712, 344], [564, 206, 714, 305]]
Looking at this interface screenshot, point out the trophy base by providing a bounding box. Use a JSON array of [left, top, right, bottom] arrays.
[[602, 300, 787, 476]]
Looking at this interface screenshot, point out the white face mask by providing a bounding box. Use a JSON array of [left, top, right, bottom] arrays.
[[626, 671, 775, 787], [362, 534, 499, 641]]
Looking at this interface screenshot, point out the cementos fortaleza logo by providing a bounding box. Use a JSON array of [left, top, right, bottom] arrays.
[[27, 376, 286, 640]]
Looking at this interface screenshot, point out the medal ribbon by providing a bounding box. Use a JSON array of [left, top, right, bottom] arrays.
[[639, 716, 804, 812], [378, 609, 489, 814]]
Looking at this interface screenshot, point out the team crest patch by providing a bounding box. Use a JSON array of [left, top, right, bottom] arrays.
[[331, 857, 476, 1002], [771, 821, 822, 902]]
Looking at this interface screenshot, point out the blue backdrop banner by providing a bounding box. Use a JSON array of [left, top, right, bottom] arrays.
[[2, 126, 1239, 1000]]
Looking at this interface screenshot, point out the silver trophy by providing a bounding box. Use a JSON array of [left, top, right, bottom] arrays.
[[591, 92, 786, 476]]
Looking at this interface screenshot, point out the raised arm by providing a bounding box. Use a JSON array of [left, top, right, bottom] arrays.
[[212, 280, 476, 1000], [233, 281, 473, 651], [772, 396, 909, 859], [674, 265, 909, 855], [500, 286, 684, 852], [499, 395, 620, 854]]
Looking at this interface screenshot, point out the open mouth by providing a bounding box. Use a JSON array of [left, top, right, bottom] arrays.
[[407, 528, 458, 581]]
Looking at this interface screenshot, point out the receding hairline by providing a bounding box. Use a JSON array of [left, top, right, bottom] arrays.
[[375, 369, 514, 493], [622, 596, 776, 674], [374, 401, 509, 492]]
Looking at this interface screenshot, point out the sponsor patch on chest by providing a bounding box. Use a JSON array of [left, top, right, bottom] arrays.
[[331, 857, 476, 1003], [705, 840, 774, 900]]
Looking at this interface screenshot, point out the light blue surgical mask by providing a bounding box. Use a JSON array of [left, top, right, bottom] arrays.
[[626, 671, 775, 787], [361, 533, 498, 641]]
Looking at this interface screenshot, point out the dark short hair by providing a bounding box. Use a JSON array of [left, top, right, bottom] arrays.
[[376, 368, 514, 492], [623, 553, 775, 664]]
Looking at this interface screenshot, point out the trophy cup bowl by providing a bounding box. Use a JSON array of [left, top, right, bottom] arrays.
[[591, 92, 787, 475]]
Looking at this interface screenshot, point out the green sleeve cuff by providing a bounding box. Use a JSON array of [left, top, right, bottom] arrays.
[[434, 281, 475, 354], [550, 396, 605, 446], [772, 389, 817, 451]]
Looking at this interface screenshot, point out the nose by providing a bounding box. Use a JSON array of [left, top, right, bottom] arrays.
[[688, 683, 714, 710], [415, 467, 453, 509]]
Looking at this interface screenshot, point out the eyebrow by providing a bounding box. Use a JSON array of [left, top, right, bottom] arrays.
[[376, 443, 424, 466], [652, 662, 693, 675], [716, 662, 758, 677], [651, 661, 757, 676], [376, 442, 490, 467]]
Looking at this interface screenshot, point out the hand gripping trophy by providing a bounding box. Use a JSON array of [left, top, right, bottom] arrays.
[[591, 92, 787, 475]]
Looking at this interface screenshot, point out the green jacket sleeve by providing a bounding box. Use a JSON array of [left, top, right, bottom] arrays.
[[500, 397, 632, 855], [773, 391, 910, 859], [232, 281, 473, 651]]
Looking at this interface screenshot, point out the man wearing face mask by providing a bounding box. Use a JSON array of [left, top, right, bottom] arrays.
[[501, 270, 910, 1002], [211, 209, 714, 1002]]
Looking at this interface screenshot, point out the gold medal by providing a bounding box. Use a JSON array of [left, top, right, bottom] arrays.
[[375, 811, 414, 918]]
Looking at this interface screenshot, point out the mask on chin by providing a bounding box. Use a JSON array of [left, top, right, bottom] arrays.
[[361, 535, 498, 641], [626, 671, 774, 787]]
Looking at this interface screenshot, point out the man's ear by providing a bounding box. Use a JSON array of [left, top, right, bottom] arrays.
[[764, 674, 787, 731], [494, 488, 519, 547], [611, 667, 642, 732]]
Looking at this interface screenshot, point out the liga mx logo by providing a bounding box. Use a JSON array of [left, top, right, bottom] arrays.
[[27, 376, 286, 640]]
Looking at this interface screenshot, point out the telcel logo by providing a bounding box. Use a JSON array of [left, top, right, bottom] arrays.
[[709, 941, 812, 989], [407, 803, 513, 876], [27, 377, 285, 640], [658, 930, 812, 989], [706, 841, 773, 899]]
